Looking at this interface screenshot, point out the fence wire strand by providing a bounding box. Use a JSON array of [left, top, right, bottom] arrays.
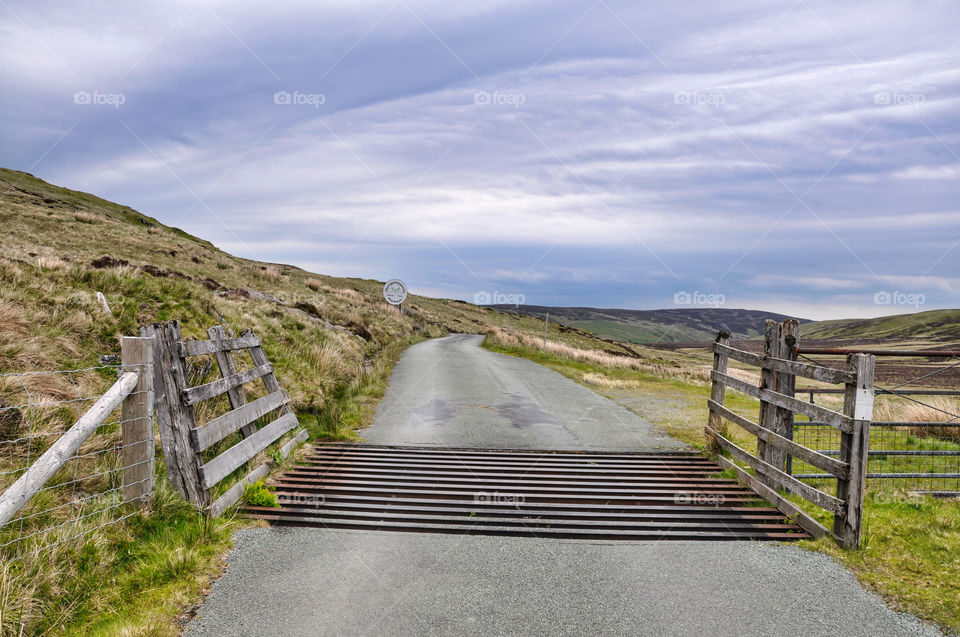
[[0, 364, 155, 559], [792, 356, 960, 495]]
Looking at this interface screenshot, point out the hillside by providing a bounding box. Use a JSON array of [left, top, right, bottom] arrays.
[[490, 304, 810, 344], [800, 309, 960, 346], [0, 168, 705, 426]]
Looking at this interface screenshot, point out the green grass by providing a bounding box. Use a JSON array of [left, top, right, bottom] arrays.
[[243, 480, 279, 508], [566, 319, 712, 344], [802, 492, 960, 633], [1, 484, 241, 636], [485, 336, 960, 635], [801, 309, 960, 343]]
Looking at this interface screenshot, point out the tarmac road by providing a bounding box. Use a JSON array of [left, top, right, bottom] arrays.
[[186, 335, 943, 637], [358, 334, 685, 451]]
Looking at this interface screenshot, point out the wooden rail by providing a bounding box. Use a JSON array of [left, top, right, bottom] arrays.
[[706, 320, 875, 547], [0, 336, 156, 527], [142, 321, 307, 516]]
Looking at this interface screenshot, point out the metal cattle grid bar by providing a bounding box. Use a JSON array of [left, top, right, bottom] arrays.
[[243, 444, 809, 541]]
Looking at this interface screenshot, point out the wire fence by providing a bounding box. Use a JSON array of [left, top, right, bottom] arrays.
[[790, 354, 960, 496], [0, 363, 154, 560]]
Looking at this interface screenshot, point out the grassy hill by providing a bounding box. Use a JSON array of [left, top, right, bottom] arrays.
[[490, 304, 810, 344], [0, 167, 652, 403], [800, 309, 960, 345]]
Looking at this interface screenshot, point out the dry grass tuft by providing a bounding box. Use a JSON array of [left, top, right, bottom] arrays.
[[35, 256, 68, 271], [484, 327, 757, 386], [305, 278, 322, 291], [0, 301, 29, 335], [73, 211, 102, 224]]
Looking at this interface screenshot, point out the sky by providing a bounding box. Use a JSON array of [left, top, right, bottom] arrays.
[[1, 0, 959, 320]]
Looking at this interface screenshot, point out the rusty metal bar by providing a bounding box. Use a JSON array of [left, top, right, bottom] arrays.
[[797, 347, 960, 357]]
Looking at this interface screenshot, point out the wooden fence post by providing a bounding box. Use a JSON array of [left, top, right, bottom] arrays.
[[757, 320, 780, 486], [834, 353, 874, 547], [707, 330, 731, 453], [782, 322, 799, 475], [121, 336, 155, 504], [773, 319, 799, 475], [140, 321, 208, 508]]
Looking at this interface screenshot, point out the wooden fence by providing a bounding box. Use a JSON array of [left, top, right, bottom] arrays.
[[0, 336, 155, 528], [706, 319, 875, 547], [141, 321, 307, 517]]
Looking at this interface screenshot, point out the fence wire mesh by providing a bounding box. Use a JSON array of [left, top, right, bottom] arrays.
[[791, 355, 960, 496], [0, 364, 154, 560]]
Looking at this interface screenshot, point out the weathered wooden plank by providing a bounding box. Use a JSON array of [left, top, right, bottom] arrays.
[[193, 390, 289, 451], [246, 336, 292, 417], [121, 337, 155, 504], [207, 463, 271, 519], [706, 427, 845, 516], [707, 400, 850, 479], [712, 370, 761, 399], [834, 353, 875, 548], [208, 429, 306, 519], [756, 320, 781, 482], [207, 325, 255, 438], [714, 343, 854, 385], [710, 371, 852, 433], [279, 428, 309, 459], [141, 322, 208, 507], [714, 455, 830, 539], [0, 372, 138, 527], [180, 333, 261, 358], [779, 322, 799, 477], [201, 411, 299, 489], [707, 330, 731, 454], [182, 363, 273, 406]]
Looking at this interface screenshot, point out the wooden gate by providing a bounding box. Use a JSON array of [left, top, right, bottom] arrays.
[[707, 320, 874, 547], [142, 321, 308, 517]]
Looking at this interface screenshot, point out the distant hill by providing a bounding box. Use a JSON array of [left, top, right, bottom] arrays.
[[800, 309, 960, 344], [489, 305, 811, 344]]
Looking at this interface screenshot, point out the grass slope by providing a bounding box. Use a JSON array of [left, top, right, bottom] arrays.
[[801, 309, 960, 344], [491, 304, 810, 344]]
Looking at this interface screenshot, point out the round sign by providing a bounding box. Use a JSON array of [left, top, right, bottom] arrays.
[[383, 279, 408, 305]]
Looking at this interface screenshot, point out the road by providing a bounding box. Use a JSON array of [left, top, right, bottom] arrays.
[[186, 335, 943, 637], [359, 334, 685, 450]]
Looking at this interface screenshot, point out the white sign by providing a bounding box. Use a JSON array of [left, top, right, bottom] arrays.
[[383, 279, 408, 305]]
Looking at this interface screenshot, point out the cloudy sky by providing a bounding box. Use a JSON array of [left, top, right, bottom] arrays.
[[2, 0, 958, 319]]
